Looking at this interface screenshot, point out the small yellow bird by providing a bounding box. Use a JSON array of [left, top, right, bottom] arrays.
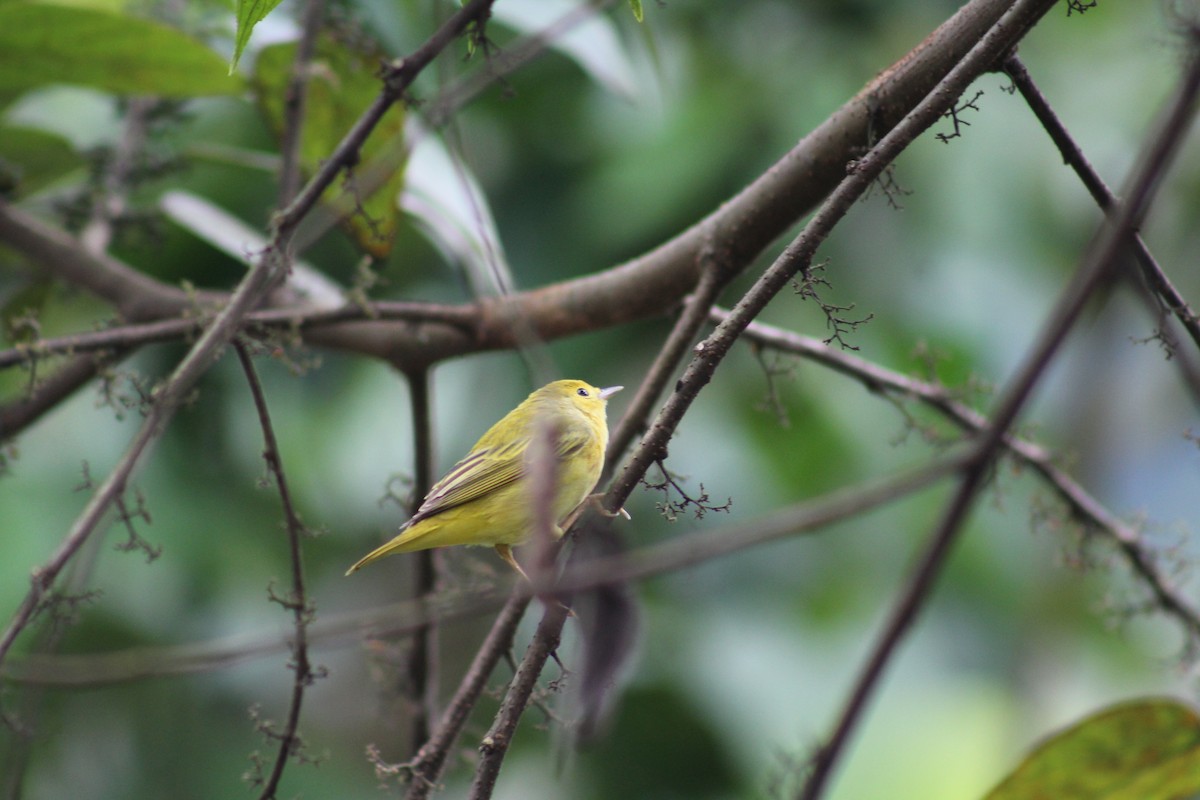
[[346, 379, 623, 579]]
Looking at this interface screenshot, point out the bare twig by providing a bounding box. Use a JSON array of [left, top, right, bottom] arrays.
[[605, 261, 727, 478], [277, 0, 325, 208], [0, 301, 478, 371], [423, 0, 617, 130], [272, 0, 497, 237], [551, 447, 976, 594], [1003, 54, 1200, 354], [402, 593, 530, 800], [721, 311, 1200, 640], [0, 348, 125, 437], [234, 343, 317, 800], [469, 602, 570, 799], [2, 585, 510, 688], [798, 37, 1200, 800]]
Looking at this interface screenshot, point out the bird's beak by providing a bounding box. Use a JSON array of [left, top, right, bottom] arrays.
[[599, 385, 624, 400]]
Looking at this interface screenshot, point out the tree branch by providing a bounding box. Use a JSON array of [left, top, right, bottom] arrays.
[[1003, 54, 1200, 354], [722, 311, 1200, 640], [798, 36, 1200, 800], [402, 368, 438, 755], [401, 593, 530, 800], [234, 343, 317, 800], [0, 0, 1057, 375]]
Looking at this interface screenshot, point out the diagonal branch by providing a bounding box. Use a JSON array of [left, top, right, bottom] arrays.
[[798, 38, 1200, 800], [722, 311, 1200, 640], [401, 593, 530, 800], [1003, 54, 1200, 354]]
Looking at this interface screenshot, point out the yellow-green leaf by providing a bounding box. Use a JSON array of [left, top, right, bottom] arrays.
[[254, 37, 405, 257], [0, 4, 239, 96], [984, 698, 1200, 800], [628, 0, 643, 22], [0, 124, 83, 197], [231, 0, 283, 73]]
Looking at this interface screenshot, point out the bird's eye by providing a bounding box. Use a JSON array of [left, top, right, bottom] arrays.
[[577, 387, 589, 397]]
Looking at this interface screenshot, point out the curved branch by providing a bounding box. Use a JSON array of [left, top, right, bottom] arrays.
[[234, 343, 316, 800], [0, 200, 210, 321], [1, 0, 1052, 375]]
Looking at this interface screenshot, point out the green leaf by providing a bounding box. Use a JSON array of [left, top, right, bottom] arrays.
[[230, 0, 283, 73], [0, 124, 83, 197], [629, 0, 643, 22], [0, 4, 239, 96], [253, 37, 406, 257], [984, 698, 1200, 800]]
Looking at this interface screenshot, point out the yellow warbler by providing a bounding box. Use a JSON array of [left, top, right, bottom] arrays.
[[346, 379, 622, 578]]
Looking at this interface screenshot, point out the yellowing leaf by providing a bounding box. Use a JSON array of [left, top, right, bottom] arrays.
[[254, 38, 405, 258]]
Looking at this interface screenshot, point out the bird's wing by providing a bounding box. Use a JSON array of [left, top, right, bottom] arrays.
[[410, 422, 592, 524], [410, 436, 529, 523]]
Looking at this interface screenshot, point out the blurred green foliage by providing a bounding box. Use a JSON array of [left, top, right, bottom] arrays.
[[2, 1, 1199, 799]]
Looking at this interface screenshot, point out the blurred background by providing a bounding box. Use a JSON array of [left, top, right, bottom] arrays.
[[2, 1, 1199, 798]]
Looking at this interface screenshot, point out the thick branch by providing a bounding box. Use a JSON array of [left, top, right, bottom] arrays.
[[0, 0, 1056, 374]]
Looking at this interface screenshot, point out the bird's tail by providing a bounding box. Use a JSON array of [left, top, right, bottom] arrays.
[[344, 522, 417, 576]]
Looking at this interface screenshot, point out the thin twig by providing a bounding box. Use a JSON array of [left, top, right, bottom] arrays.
[[1003, 54, 1200, 354], [468, 602, 570, 799], [0, 349, 125, 437], [721, 311, 1200, 641], [277, 0, 325, 208], [605, 261, 727, 478], [0, 301, 479, 371], [423, 0, 616, 130], [2, 585, 511, 688], [272, 0, 496, 236], [402, 593, 530, 800], [234, 343, 317, 800]]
